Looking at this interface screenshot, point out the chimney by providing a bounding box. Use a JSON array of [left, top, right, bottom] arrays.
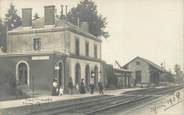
[[60, 5, 64, 16], [22, 8, 32, 27], [77, 18, 80, 27], [65, 5, 68, 16], [44, 5, 55, 25], [80, 22, 89, 32]]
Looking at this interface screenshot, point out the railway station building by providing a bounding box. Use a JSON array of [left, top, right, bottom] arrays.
[[102, 63, 132, 89], [122, 56, 167, 87], [0, 5, 103, 95], [113, 68, 132, 88]]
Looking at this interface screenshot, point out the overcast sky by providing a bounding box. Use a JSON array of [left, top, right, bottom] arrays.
[[0, 0, 183, 72]]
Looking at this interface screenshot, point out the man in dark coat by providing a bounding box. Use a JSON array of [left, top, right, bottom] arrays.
[[79, 79, 86, 94], [90, 76, 95, 94], [98, 80, 104, 95], [68, 77, 73, 95]]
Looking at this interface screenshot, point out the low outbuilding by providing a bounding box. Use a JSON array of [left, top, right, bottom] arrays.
[[122, 56, 167, 87]]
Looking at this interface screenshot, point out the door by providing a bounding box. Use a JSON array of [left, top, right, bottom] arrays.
[[135, 71, 142, 84], [18, 63, 28, 85], [58, 62, 63, 87]]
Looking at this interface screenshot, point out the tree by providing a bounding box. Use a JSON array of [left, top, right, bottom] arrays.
[[174, 64, 184, 84], [5, 3, 21, 30], [66, 0, 109, 38], [174, 64, 181, 75], [0, 19, 3, 48], [0, 19, 7, 52]]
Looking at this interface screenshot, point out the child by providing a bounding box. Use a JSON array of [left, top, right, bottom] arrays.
[[58, 87, 64, 96]]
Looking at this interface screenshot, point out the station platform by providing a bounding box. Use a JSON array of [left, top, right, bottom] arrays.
[[0, 88, 142, 110]]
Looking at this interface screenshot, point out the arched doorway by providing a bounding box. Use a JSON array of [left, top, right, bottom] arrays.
[[58, 62, 63, 87], [94, 66, 98, 88], [75, 63, 81, 85], [16, 61, 29, 86], [85, 65, 90, 86]]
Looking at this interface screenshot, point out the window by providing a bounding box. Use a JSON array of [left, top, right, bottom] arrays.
[[136, 61, 141, 65], [75, 39, 80, 56], [33, 38, 41, 51], [85, 42, 89, 56], [94, 66, 98, 88], [58, 62, 63, 87], [94, 44, 97, 58], [75, 63, 81, 85], [85, 65, 90, 86]]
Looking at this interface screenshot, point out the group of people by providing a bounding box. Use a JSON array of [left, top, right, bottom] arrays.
[[75, 78, 104, 95], [52, 77, 104, 96]]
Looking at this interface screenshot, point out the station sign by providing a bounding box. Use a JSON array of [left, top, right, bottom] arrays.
[[32, 56, 50, 60], [55, 66, 59, 70]]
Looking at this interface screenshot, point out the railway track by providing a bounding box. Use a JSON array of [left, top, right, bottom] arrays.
[[85, 85, 184, 115], [28, 85, 183, 115], [29, 94, 135, 115]]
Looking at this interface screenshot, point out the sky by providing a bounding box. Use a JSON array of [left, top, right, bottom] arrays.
[[0, 0, 183, 72]]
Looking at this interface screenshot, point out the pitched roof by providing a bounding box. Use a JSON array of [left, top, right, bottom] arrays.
[[122, 56, 167, 72], [8, 17, 101, 42]]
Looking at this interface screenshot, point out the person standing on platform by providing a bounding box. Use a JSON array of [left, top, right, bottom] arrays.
[[98, 79, 104, 95], [68, 77, 73, 95], [79, 79, 86, 94], [52, 78, 58, 96], [90, 75, 95, 94]]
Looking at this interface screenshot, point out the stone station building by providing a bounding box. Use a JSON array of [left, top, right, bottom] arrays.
[[0, 5, 103, 95]]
